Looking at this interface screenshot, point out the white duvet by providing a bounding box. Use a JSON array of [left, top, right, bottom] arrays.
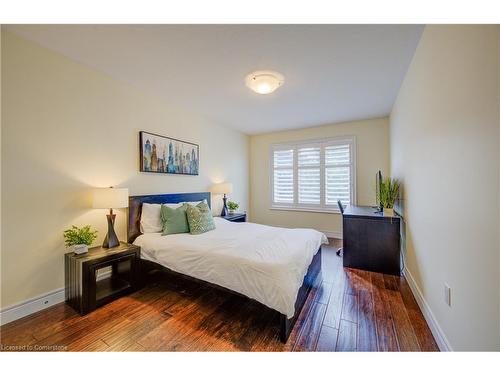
[[134, 218, 328, 317]]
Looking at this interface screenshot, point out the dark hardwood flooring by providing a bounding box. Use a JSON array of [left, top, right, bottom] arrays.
[[0, 239, 438, 351]]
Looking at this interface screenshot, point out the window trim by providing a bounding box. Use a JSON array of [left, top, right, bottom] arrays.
[[269, 136, 357, 214]]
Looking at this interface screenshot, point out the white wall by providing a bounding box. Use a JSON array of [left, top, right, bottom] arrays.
[[390, 25, 500, 350], [249, 118, 389, 236], [1, 31, 249, 309]]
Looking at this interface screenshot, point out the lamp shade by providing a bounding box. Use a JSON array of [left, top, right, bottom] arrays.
[[92, 188, 129, 209], [211, 183, 233, 195]]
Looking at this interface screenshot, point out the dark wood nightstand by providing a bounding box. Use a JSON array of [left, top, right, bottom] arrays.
[[222, 212, 247, 222], [65, 242, 141, 315]]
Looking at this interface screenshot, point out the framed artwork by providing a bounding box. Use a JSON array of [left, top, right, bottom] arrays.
[[139, 131, 199, 175]]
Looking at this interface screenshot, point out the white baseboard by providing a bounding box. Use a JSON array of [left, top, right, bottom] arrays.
[[404, 268, 453, 351], [0, 288, 65, 326], [322, 230, 342, 239], [0, 269, 112, 326]]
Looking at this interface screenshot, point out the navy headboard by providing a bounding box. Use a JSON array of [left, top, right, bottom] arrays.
[[128, 192, 211, 243]]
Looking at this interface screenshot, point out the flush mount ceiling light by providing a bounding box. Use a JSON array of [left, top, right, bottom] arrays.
[[245, 70, 284, 95]]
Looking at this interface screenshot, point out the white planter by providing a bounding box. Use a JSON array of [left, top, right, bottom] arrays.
[[383, 208, 395, 217], [228, 209, 235, 214], [72, 244, 89, 254]]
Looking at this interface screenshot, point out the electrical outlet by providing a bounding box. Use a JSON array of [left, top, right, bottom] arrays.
[[444, 283, 451, 306]]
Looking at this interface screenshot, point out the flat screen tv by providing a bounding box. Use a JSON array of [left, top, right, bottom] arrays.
[[376, 170, 383, 212]]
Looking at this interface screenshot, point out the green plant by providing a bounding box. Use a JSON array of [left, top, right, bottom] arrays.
[[377, 178, 401, 209], [227, 201, 239, 211], [63, 225, 98, 247]]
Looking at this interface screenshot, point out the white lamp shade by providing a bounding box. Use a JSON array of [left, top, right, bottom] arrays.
[[92, 188, 129, 209], [211, 183, 233, 195]]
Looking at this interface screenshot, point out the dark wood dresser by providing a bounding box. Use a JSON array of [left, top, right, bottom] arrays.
[[65, 242, 141, 315], [342, 205, 401, 275]]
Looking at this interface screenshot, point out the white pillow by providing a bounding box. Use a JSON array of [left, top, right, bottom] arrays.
[[140, 202, 182, 233]]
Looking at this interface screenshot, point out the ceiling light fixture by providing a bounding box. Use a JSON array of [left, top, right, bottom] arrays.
[[245, 70, 284, 95]]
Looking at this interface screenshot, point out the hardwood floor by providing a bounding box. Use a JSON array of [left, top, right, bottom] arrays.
[[0, 239, 438, 352]]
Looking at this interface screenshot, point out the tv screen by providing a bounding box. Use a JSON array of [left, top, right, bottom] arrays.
[[376, 170, 383, 211]]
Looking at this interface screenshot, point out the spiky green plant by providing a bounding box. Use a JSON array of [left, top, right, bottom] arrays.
[[63, 225, 98, 247], [377, 178, 401, 209]]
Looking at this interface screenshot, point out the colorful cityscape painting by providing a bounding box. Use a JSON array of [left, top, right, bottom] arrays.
[[140, 131, 199, 175]]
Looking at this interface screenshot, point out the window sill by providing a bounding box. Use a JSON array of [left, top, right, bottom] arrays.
[[269, 206, 341, 214]]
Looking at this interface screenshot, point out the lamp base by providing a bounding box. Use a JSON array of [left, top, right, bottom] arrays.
[[103, 213, 120, 248], [220, 194, 228, 217]]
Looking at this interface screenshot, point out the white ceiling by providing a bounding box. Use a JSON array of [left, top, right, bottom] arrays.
[[6, 25, 423, 134]]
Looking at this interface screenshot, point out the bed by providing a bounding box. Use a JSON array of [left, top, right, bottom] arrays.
[[128, 192, 327, 343]]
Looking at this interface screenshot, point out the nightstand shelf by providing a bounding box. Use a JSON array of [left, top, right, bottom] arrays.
[[222, 213, 247, 222], [95, 277, 131, 305], [65, 242, 141, 315]]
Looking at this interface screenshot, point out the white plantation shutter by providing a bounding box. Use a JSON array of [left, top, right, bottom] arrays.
[[298, 147, 320, 166], [298, 168, 320, 204], [271, 137, 355, 211], [273, 169, 294, 203], [325, 144, 351, 207], [298, 147, 321, 204], [273, 149, 294, 168], [273, 149, 294, 203], [326, 166, 350, 205], [325, 144, 350, 164]]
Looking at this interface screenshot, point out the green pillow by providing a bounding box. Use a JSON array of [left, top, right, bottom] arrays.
[[186, 202, 216, 235], [160, 204, 190, 235]]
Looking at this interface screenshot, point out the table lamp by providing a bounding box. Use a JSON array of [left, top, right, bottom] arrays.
[[92, 187, 129, 248], [211, 182, 233, 216]]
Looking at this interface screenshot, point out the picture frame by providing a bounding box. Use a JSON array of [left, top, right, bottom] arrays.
[[139, 131, 199, 175]]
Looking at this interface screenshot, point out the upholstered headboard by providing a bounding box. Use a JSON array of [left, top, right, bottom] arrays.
[[127, 192, 211, 243]]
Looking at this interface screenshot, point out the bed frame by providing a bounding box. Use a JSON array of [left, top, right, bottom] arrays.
[[127, 192, 322, 343]]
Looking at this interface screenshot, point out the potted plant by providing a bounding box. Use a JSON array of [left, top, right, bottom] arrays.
[[63, 225, 98, 254], [227, 201, 239, 214], [377, 178, 401, 217]]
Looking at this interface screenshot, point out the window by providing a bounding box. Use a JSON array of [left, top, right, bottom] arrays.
[[270, 137, 356, 212]]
